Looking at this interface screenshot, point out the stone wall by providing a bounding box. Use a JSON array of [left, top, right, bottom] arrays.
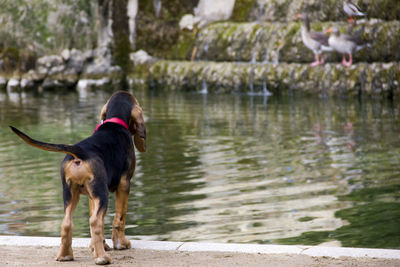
[[144, 60, 399, 96]]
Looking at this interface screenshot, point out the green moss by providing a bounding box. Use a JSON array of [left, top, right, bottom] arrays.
[[231, 0, 257, 22], [113, 32, 132, 73], [249, 24, 262, 41], [170, 30, 197, 60], [221, 23, 239, 40]]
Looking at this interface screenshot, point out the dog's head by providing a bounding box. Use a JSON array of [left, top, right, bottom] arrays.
[[100, 91, 146, 152]]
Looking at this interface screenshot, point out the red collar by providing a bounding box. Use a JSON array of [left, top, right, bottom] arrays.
[[93, 117, 129, 133]]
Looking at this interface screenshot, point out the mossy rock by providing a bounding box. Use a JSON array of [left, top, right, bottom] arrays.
[[192, 20, 400, 63], [142, 60, 400, 96], [231, 0, 257, 22]]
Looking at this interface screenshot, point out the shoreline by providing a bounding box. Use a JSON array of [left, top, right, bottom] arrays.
[[0, 235, 399, 266], [1, 235, 400, 259]]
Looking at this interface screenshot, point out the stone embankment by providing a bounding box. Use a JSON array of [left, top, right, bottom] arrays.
[[132, 0, 400, 96], [144, 60, 399, 96], [0, 47, 122, 92]]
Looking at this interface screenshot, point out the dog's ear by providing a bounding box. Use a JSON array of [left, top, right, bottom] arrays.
[[129, 98, 146, 152], [99, 101, 108, 121]]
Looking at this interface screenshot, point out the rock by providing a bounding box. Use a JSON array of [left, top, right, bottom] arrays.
[[41, 77, 76, 91], [77, 78, 111, 90], [48, 64, 66, 76], [29, 47, 121, 83], [83, 50, 94, 61], [194, 0, 235, 27], [130, 50, 156, 65], [23, 69, 45, 82], [64, 49, 85, 75], [179, 0, 236, 31], [179, 14, 201, 30], [84, 46, 121, 75], [61, 49, 71, 61], [36, 55, 64, 76], [6, 78, 20, 92], [20, 78, 36, 91], [37, 55, 63, 70]]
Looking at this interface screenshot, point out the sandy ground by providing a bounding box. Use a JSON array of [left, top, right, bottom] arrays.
[[1, 245, 400, 267]]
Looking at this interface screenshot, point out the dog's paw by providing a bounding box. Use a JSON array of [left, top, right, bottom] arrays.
[[114, 238, 131, 250], [56, 255, 74, 261], [95, 254, 112, 265]]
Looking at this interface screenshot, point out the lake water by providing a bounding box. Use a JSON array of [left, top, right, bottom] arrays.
[[0, 89, 399, 249]]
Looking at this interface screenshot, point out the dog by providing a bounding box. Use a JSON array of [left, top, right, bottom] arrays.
[[10, 91, 146, 265]]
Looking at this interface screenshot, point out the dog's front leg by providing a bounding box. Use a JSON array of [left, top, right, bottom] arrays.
[[89, 195, 111, 265], [112, 175, 131, 250], [56, 184, 80, 261]]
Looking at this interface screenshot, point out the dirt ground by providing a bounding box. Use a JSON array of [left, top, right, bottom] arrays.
[[1, 245, 400, 267]]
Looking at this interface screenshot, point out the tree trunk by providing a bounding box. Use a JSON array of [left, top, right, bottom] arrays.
[[111, 0, 131, 74]]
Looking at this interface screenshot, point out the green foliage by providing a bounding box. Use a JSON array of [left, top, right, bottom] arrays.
[[0, 0, 97, 54]]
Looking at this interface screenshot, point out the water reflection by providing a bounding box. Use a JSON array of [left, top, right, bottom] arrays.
[[0, 90, 399, 248]]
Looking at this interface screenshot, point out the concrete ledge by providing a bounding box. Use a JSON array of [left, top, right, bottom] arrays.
[[0, 235, 399, 260], [178, 241, 306, 255]]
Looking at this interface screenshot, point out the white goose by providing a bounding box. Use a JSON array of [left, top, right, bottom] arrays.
[[297, 12, 332, 66], [327, 27, 368, 67]]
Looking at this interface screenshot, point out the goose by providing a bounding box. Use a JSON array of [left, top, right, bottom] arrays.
[[296, 12, 332, 66], [326, 27, 368, 67]]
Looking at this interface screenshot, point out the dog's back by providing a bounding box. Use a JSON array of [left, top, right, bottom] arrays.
[[67, 122, 136, 191]]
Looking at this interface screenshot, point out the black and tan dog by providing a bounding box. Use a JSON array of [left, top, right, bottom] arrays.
[[10, 91, 146, 265]]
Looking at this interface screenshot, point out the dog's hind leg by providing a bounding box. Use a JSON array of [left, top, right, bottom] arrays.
[[89, 193, 111, 265], [56, 184, 80, 261], [112, 175, 132, 250], [89, 198, 111, 251]]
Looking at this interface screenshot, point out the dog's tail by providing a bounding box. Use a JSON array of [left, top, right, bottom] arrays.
[[10, 126, 87, 159]]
